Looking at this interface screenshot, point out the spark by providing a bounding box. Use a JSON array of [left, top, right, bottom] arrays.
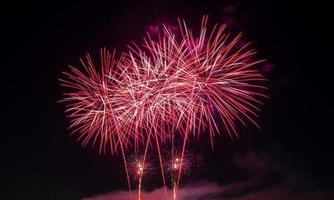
[[172, 157, 181, 200], [136, 161, 144, 200]]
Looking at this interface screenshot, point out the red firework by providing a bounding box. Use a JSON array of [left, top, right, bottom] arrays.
[[60, 49, 131, 154], [60, 16, 267, 199], [119, 15, 267, 147]]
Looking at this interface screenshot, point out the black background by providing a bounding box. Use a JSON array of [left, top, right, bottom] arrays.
[[3, 0, 333, 199]]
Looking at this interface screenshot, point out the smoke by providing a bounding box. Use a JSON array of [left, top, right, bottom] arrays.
[[84, 150, 333, 200], [83, 181, 334, 200], [83, 183, 223, 200]]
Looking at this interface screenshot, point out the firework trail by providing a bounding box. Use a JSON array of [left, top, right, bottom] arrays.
[[128, 156, 151, 200], [163, 149, 201, 200], [60, 15, 267, 200]]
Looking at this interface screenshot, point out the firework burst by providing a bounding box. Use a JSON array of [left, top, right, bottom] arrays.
[[60, 15, 267, 200], [117, 16, 267, 152], [60, 49, 129, 153], [60, 16, 266, 153]]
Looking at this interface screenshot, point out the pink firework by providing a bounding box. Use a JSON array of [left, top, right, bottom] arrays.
[[60, 15, 267, 158], [60, 49, 133, 154], [60, 16, 267, 198], [119, 15, 267, 147]]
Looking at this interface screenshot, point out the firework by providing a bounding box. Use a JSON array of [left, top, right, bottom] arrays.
[[60, 16, 266, 155], [121, 16, 267, 144], [172, 157, 181, 200], [165, 151, 200, 200], [60, 15, 267, 200], [59, 49, 131, 153], [130, 158, 145, 200], [59, 49, 135, 199], [120, 15, 267, 195]]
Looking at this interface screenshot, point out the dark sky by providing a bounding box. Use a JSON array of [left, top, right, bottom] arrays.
[[3, 0, 333, 199]]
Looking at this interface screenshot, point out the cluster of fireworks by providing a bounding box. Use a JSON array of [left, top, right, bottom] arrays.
[[60, 16, 267, 200]]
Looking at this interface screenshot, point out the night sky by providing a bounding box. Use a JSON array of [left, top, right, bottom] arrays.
[[3, 0, 334, 199]]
